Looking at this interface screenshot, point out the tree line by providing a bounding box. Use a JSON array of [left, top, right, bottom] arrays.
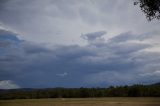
[[0, 83, 160, 99]]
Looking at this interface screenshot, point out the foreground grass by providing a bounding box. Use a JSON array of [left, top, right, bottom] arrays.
[[0, 97, 160, 106]]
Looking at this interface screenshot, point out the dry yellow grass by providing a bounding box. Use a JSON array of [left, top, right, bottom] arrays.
[[0, 97, 160, 106]]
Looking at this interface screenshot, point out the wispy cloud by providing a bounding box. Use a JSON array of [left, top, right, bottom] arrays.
[[0, 0, 159, 45]]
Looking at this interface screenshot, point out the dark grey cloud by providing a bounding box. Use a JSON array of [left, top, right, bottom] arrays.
[[0, 0, 10, 10], [81, 31, 106, 41], [0, 29, 160, 88], [81, 31, 106, 46]]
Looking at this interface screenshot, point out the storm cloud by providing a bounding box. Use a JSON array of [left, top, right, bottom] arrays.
[[0, 0, 160, 88], [0, 28, 160, 88]]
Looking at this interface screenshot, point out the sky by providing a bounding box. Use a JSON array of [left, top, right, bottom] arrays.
[[0, 0, 160, 89]]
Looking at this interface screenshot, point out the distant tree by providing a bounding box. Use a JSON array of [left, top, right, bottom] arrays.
[[134, 0, 160, 21], [0, 83, 160, 99]]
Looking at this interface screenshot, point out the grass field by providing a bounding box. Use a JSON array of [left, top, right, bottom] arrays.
[[0, 97, 160, 106]]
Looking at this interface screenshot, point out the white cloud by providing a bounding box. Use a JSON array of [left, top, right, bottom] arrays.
[[56, 72, 68, 77], [0, 80, 20, 89]]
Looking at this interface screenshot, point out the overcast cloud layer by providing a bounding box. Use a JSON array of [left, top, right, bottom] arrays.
[[0, 0, 160, 88]]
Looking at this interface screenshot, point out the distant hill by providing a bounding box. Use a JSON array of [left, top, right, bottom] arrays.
[[152, 82, 160, 86], [0, 82, 160, 99]]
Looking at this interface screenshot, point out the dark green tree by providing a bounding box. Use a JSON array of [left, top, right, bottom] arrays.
[[134, 0, 160, 21]]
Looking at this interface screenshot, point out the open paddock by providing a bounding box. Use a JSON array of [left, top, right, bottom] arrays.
[[0, 97, 160, 106]]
